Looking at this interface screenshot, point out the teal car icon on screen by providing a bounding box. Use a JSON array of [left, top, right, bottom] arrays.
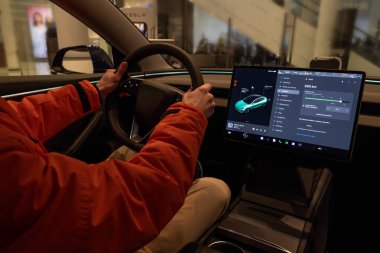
[[235, 94, 268, 113]]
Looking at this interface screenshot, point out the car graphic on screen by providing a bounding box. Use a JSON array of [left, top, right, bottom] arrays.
[[235, 94, 268, 113]]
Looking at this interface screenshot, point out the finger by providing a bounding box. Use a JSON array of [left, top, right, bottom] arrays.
[[209, 94, 214, 102], [202, 83, 212, 92], [115, 61, 128, 77]]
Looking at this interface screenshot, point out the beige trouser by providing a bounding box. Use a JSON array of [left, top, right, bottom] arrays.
[[108, 146, 231, 253]]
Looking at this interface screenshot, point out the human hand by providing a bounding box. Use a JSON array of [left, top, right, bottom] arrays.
[[182, 83, 215, 119], [96, 61, 128, 99]]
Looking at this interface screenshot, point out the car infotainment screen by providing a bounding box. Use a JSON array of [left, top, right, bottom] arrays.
[[224, 66, 365, 161]]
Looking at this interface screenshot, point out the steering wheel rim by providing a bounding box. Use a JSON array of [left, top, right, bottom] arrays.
[[124, 43, 204, 88], [107, 43, 204, 151]]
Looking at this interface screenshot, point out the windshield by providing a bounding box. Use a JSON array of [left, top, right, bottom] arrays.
[[2, 0, 379, 78], [113, 0, 380, 77]]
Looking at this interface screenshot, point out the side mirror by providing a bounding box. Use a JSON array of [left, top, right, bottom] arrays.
[[51, 45, 114, 74]]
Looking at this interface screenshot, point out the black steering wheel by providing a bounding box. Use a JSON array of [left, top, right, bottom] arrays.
[[107, 43, 204, 151]]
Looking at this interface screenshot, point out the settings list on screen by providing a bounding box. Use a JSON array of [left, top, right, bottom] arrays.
[[267, 70, 359, 150]]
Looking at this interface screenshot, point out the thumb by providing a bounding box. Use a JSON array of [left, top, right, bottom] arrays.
[[115, 61, 128, 78]]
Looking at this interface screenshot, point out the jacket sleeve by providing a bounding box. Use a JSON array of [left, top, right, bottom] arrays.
[[0, 102, 207, 252], [7, 80, 101, 143]]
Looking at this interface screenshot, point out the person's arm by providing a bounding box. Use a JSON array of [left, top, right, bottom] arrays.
[[7, 81, 101, 143], [88, 83, 214, 250], [92, 102, 209, 251], [7, 62, 128, 143], [0, 88, 211, 252]]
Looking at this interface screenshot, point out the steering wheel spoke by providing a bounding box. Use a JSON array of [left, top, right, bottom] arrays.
[[130, 116, 153, 143], [119, 78, 141, 96]]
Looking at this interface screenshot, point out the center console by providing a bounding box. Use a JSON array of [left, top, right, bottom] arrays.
[[199, 153, 332, 253]]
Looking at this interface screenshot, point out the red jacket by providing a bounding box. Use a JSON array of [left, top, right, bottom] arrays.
[[0, 80, 207, 252]]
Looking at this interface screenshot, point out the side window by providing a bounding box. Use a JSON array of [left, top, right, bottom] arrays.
[[0, 1, 112, 76]]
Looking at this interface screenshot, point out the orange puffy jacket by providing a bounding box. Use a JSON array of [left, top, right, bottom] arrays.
[[0, 80, 207, 252]]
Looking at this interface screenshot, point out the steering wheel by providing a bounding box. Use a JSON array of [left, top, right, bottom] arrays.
[[107, 43, 204, 151]]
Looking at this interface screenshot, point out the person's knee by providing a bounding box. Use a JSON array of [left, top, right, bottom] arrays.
[[195, 177, 231, 209]]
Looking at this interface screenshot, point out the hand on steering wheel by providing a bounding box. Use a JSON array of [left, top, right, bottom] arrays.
[[96, 62, 128, 99], [183, 83, 215, 119]]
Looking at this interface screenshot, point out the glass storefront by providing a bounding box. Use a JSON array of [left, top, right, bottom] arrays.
[[0, 0, 55, 75]]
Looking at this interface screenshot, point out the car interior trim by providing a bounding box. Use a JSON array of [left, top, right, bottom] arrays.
[[1, 87, 62, 99], [366, 79, 380, 84], [1, 81, 99, 99]]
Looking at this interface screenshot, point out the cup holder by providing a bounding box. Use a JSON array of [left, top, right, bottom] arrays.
[[208, 241, 245, 253]]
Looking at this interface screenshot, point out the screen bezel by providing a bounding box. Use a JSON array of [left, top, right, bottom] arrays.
[[223, 66, 366, 162]]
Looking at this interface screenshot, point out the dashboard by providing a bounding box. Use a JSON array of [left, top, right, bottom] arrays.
[[151, 72, 380, 129]]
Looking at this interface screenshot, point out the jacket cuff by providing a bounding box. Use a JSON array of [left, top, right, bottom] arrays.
[[72, 80, 101, 113], [168, 102, 208, 127]]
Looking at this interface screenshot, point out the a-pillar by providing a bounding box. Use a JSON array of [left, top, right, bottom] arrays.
[[52, 4, 89, 48]]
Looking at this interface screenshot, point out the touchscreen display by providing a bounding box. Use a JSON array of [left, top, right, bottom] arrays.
[[224, 66, 365, 161]]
